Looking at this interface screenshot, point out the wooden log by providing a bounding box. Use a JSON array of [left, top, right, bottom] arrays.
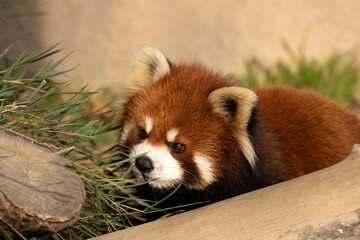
[[0, 130, 85, 239], [94, 145, 360, 240]]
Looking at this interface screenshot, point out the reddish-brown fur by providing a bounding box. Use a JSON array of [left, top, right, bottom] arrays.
[[253, 86, 360, 180], [120, 62, 360, 204]]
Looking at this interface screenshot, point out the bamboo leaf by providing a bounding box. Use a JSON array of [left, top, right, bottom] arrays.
[[0, 52, 25, 82], [0, 43, 14, 59], [74, 119, 99, 135]]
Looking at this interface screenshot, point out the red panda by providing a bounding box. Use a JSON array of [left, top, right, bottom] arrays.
[[118, 46, 360, 205]]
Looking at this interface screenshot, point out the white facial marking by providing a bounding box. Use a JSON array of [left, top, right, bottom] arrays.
[[145, 117, 153, 133], [166, 128, 178, 143], [193, 153, 215, 187], [119, 124, 130, 143], [130, 140, 183, 189]]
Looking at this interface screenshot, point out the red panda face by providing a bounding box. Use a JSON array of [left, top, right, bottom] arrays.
[[122, 116, 217, 190], [120, 74, 229, 190], [119, 46, 258, 191]]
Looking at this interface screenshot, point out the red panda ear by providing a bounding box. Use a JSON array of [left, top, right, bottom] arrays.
[[208, 87, 258, 168], [130, 45, 171, 92]]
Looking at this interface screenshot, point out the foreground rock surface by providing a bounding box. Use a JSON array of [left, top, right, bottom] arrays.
[[93, 145, 360, 240], [0, 130, 85, 238]]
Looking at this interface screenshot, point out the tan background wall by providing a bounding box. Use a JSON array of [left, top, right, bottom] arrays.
[[1, 0, 360, 91]]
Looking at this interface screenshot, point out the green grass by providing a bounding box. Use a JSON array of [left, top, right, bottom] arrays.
[[235, 53, 359, 107], [0, 44, 359, 239]]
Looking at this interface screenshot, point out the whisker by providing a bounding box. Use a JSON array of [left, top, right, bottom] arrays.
[[115, 143, 134, 160], [117, 143, 132, 151]]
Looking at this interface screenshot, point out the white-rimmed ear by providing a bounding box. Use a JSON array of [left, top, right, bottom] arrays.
[[208, 87, 258, 169], [130, 45, 171, 92]]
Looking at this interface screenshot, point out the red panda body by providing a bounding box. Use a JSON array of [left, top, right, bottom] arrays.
[[119, 46, 360, 206], [253, 87, 360, 181]]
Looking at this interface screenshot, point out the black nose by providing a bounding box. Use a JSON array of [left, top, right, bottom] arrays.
[[135, 156, 154, 173]]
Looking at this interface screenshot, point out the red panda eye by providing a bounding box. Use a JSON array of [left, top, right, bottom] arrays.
[[171, 142, 185, 153], [137, 127, 147, 140]]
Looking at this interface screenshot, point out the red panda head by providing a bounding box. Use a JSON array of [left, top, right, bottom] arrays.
[[119, 46, 258, 191]]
